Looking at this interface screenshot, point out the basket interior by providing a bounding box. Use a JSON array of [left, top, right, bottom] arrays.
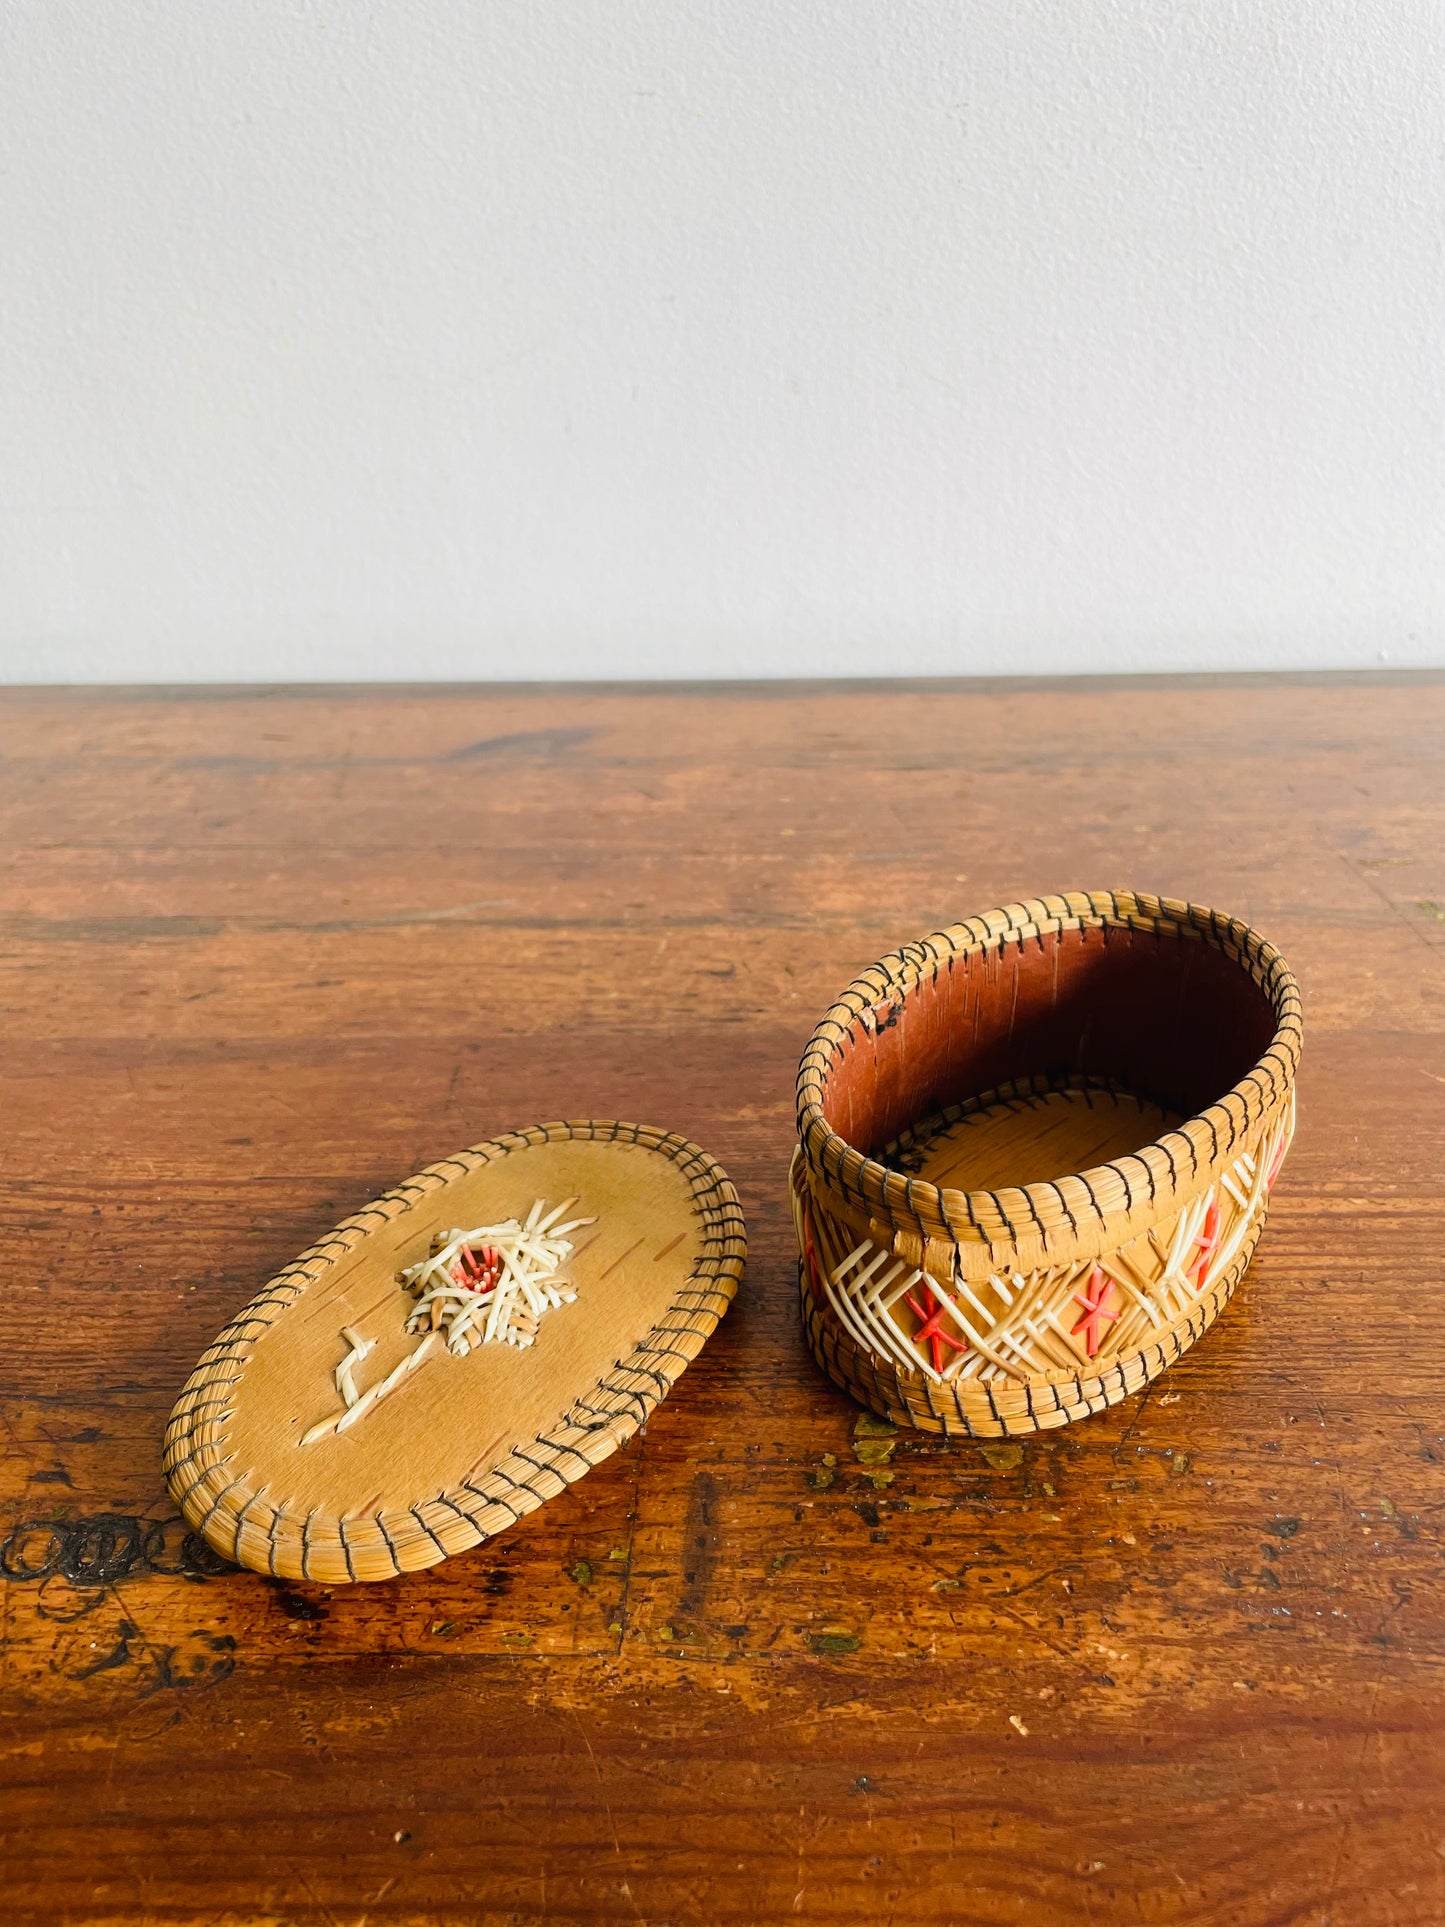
[[822, 919, 1278, 1190], [885, 1086, 1182, 1192]]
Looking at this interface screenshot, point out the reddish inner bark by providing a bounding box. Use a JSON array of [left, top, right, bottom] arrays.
[[819, 922, 1277, 1162]]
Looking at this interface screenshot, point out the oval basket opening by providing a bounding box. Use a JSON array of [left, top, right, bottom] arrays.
[[822, 904, 1279, 1189]]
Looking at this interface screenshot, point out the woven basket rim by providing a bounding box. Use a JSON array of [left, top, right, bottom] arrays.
[[794, 889, 1302, 1275]]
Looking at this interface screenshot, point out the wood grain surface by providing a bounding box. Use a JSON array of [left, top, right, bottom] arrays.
[[0, 675, 1441, 1927]]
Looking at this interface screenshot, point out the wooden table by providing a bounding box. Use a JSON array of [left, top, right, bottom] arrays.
[[1, 677, 1442, 1926]]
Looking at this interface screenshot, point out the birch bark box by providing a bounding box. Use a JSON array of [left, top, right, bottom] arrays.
[[791, 891, 1301, 1438]]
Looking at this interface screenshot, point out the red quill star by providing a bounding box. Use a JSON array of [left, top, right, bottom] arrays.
[[905, 1280, 968, 1374], [1189, 1199, 1221, 1290], [1071, 1266, 1120, 1358]]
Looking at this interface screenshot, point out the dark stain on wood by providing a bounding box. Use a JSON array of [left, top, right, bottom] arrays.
[[675, 1469, 720, 1626]]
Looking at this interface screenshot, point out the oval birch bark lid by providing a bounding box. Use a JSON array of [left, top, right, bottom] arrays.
[[164, 1122, 746, 1583]]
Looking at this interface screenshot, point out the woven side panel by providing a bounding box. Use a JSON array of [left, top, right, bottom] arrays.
[[798, 1238, 1258, 1439], [791, 1095, 1290, 1439]]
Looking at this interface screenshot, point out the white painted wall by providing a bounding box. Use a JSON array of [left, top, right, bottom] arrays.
[[2, 2, 1442, 683]]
